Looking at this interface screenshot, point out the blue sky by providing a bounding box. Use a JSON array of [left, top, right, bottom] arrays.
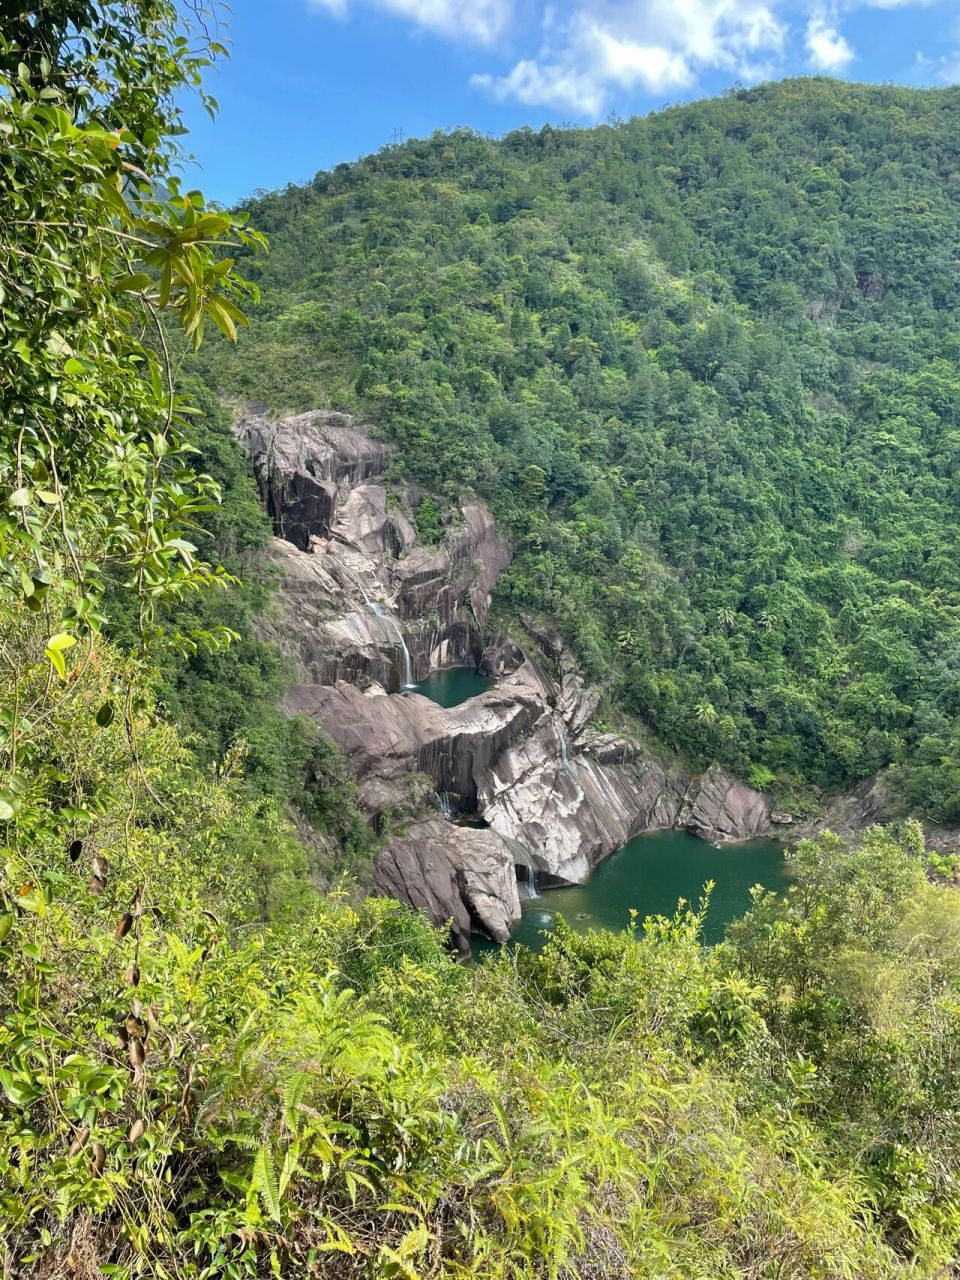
[[180, 0, 960, 206]]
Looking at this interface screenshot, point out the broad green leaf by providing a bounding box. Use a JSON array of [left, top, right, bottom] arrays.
[[46, 633, 77, 652]]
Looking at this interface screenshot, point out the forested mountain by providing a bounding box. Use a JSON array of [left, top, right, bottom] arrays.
[[199, 78, 960, 816]]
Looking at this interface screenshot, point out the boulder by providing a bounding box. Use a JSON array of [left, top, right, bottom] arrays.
[[373, 817, 521, 956], [678, 764, 771, 842]]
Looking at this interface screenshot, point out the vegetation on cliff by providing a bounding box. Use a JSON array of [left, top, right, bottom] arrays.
[[197, 80, 960, 814]]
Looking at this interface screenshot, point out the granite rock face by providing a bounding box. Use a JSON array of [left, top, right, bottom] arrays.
[[285, 658, 771, 892], [678, 764, 772, 843], [373, 817, 521, 956], [477, 721, 685, 884], [397, 503, 511, 629], [283, 667, 548, 819], [236, 410, 388, 550], [791, 773, 894, 845], [234, 410, 511, 689]]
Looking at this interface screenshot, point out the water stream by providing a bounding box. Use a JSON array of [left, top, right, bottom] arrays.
[[366, 600, 415, 688], [435, 791, 455, 819]]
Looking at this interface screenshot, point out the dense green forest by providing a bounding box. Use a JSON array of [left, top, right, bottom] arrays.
[[198, 80, 960, 815], [4, 3, 960, 1276]]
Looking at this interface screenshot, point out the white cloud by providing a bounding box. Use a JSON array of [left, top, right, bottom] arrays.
[[805, 14, 854, 70], [308, 0, 513, 44], [307, 0, 941, 113], [473, 0, 786, 116]]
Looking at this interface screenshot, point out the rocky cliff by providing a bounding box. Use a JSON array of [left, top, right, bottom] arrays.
[[237, 409, 510, 690], [237, 408, 776, 952]]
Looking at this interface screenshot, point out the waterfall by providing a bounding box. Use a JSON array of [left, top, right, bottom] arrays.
[[435, 791, 454, 820], [365, 600, 416, 688], [517, 866, 541, 901], [342, 563, 372, 606], [556, 721, 579, 781]]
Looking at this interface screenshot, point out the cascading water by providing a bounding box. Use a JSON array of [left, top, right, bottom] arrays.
[[341, 563, 373, 606], [435, 791, 454, 820], [556, 721, 579, 782], [365, 599, 416, 688], [517, 866, 541, 901]]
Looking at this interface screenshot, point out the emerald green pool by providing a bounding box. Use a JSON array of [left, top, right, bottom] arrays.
[[500, 830, 790, 952], [411, 666, 493, 708]]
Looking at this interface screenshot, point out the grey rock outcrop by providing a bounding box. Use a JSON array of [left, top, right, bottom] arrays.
[[678, 764, 772, 843], [236, 405, 781, 950], [285, 656, 770, 895], [235, 410, 511, 690], [477, 721, 685, 883], [283, 667, 548, 819], [397, 503, 510, 628], [791, 773, 894, 845], [237, 410, 387, 550], [373, 817, 521, 956]]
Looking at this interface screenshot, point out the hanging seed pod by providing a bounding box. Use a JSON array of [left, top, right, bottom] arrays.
[[91, 1143, 106, 1176], [68, 839, 82, 863], [89, 854, 108, 895], [127, 1118, 146, 1144], [125, 1013, 146, 1040], [131, 884, 144, 918], [68, 1125, 89, 1158], [124, 962, 140, 987], [114, 912, 133, 941], [128, 1039, 145, 1070]]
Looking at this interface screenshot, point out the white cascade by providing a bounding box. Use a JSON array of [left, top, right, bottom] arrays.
[[435, 791, 454, 820], [365, 599, 415, 688], [517, 867, 541, 901], [556, 721, 579, 781]]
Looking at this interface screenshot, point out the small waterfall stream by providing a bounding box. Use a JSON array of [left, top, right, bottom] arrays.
[[435, 791, 454, 820], [517, 867, 541, 901], [365, 600, 416, 688], [556, 721, 579, 781]]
